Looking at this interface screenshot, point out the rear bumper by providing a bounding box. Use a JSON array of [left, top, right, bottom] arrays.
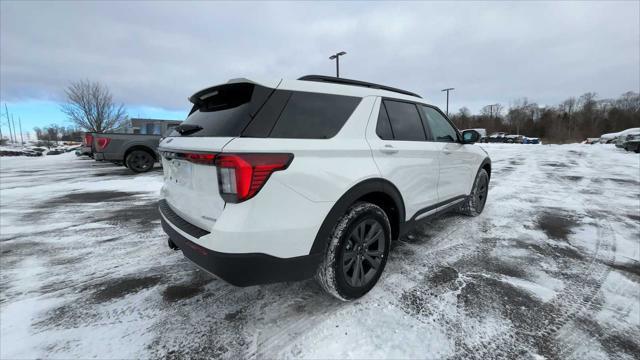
[[159, 200, 322, 287]]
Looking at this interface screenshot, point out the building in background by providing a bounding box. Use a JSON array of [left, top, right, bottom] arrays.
[[128, 118, 182, 135]]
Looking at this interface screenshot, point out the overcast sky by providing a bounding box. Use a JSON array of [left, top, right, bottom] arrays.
[[1, 1, 639, 130]]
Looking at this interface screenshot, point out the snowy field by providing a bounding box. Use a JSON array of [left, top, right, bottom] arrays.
[[1, 144, 639, 359]]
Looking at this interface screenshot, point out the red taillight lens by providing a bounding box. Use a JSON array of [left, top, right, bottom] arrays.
[[96, 137, 111, 150], [215, 153, 293, 203], [85, 134, 93, 146], [185, 153, 216, 165]]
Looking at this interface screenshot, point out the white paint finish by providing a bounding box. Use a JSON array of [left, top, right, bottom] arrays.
[[158, 79, 489, 260], [365, 97, 441, 220], [438, 142, 484, 199], [198, 179, 334, 257]]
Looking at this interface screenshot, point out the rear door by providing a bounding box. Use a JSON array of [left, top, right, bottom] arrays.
[[419, 105, 476, 201], [366, 98, 440, 220]]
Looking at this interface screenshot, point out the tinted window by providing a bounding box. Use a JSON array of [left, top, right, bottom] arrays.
[[242, 90, 292, 137], [269, 92, 361, 139], [421, 106, 458, 142], [383, 100, 426, 141], [376, 103, 393, 140], [170, 83, 271, 137]]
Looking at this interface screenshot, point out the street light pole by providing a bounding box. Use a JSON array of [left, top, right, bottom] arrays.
[[329, 51, 347, 78], [441, 88, 455, 116]]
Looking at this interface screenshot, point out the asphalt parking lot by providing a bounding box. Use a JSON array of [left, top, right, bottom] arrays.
[[1, 144, 639, 359]]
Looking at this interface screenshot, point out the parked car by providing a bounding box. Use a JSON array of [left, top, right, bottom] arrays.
[[46, 149, 63, 155], [23, 150, 43, 157], [79, 132, 95, 157], [599, 131, 621, 144], [486, 132, 507, 143], [582, 138, 600, 144], [522, 137, 540, 144], [93, 133, 167, 173], [505, 134, 524, 143], [622, 131, 640, 153], [158, 75, 491, 300], [615, 128, 640, 148]]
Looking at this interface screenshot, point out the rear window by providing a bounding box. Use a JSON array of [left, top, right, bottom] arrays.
[[171, 83, 361, 139], [170, 83, 271, 137]]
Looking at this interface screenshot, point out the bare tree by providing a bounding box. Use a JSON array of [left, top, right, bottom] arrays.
[[60, 80, 128, 133]]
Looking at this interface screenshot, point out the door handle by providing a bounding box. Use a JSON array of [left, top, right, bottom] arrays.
[[380, 144, 398, 154]]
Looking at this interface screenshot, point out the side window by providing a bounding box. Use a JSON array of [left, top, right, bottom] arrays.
[[268, 92, 361, 139], [376, 102, 393, 140], [383, 100, 426, 141], [421, 106, 458, 142]]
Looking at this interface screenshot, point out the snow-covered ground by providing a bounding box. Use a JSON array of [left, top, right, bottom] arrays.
[[1, 144, 639, 359]]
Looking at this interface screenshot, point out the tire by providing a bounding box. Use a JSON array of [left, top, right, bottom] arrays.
[[635, 144, 640, 153], [460, 168, 489, 216], [316, 202, 391, 301], [125, 150, 155, 173]]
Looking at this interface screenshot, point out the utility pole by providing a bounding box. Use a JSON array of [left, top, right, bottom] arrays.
[[5, 104, 14, 144], [329, 51, 347, 78], [11, 115, 17, 145], [19, 117, 24, 145], [441, 88, 455, 116]]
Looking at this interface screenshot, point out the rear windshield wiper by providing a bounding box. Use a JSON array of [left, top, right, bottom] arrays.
[[174, 124, 203, 136]]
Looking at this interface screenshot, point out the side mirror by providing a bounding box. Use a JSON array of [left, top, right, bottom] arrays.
[[462, 130, 480, 144]]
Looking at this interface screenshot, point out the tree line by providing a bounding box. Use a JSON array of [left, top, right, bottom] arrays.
[[449, 91, 639, 142], [32, 124, 84, 146]]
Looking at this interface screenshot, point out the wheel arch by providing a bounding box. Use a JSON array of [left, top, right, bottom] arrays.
[[124, 144, 157, 162], [309, 178, 405, 255], [480, 157, 491, 179]]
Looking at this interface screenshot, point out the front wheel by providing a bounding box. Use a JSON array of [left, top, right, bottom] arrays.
[[460, 168, 489, 216], [316, 202, 391, 301], [125, 150, 155, 173]]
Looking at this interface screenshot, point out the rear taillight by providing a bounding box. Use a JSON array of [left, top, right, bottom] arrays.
[[185, 153, 216, 165], [84, 134, 93, 146], [215, 153, 293, 203], [96, 137, 111, 150]]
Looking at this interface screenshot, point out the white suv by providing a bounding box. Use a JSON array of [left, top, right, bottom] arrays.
[[158, 75, 491, 300]]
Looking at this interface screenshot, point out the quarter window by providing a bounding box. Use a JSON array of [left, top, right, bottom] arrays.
[[421, 106, 458, 142], [382, 100, 426, 141], [269, 92, 361, 139]]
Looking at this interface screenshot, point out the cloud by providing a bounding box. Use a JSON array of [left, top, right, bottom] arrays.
[[1, 1, 638, 113]]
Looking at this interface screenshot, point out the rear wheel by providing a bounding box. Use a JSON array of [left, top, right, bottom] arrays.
[[126, 150, 155, 173], [460, 168, 489, 216], [316, 202, 391, 301]]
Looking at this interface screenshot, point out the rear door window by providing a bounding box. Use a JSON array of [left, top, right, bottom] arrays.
[[376, 102, 394, 140], [382, 100, 426, 141]]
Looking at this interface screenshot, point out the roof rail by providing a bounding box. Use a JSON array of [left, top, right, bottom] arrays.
[[298, 75, 422, 98]]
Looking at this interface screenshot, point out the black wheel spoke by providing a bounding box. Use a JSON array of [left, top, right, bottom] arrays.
[[342, 216, 387, 289]]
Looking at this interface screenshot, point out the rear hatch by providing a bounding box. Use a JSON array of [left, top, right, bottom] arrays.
[[159, 80, 281, 230]]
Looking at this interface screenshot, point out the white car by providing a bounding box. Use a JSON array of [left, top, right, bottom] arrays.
[[599, 131, 622, 144], [158, 75, 491, 300]]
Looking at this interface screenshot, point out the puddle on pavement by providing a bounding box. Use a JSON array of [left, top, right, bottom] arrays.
[[91, 275, 162, 303], [536, 211, 580, 241]]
